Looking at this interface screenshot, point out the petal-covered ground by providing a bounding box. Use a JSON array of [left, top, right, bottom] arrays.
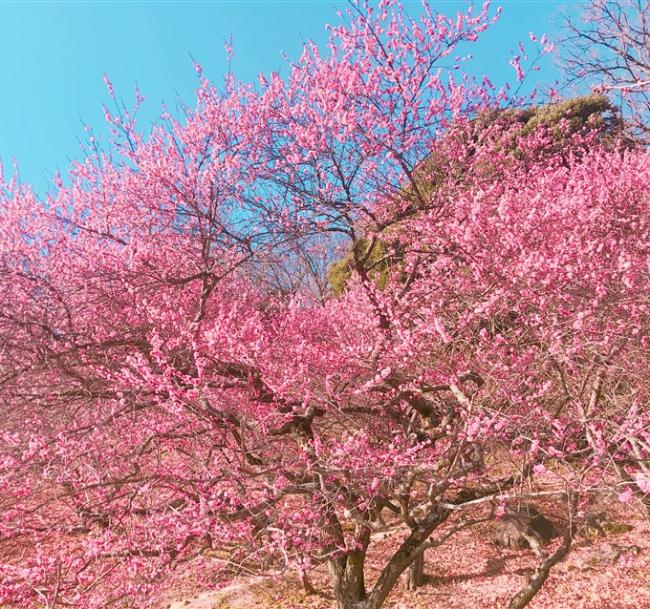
[[168, 505, 650, 609]]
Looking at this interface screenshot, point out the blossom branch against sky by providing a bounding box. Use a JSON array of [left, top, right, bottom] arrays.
[[0, 1, 565, 192]]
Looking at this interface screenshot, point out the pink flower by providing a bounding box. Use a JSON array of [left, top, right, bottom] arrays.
[[617, 487, 634, 503], [635, 472, 650, 494], [433, 317, 451, 344], [533, 463, 546, 476]]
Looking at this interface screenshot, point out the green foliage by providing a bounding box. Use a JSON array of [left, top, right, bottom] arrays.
[[327, 95, 620, 296], [467, 94, 620, 164], [519, 94, 617, 134], [328, 238, 392, 297], [492, 94, 619, 137]]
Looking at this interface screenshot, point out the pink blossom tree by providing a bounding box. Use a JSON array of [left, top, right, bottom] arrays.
[[1, 2, 649, 609]]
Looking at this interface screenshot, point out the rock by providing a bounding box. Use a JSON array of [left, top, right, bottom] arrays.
[[586, 543, 641, 566], [494, 505, 556, 556], [601, 520, 634, 536], [577, 511, 607, 539], [577, 512, 634, 539]]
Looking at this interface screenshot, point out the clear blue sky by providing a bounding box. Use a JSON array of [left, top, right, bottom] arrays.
[[0, 1, 573, 193]]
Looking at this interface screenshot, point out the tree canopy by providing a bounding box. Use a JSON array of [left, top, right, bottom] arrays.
[[0, 3, 648, 609]]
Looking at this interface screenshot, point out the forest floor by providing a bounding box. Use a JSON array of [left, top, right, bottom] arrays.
[[168, 501, 650, 609]]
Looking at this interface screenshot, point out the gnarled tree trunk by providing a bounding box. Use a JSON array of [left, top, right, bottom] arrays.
[[329, 549, 367, 609], [405, 552, 425, 590], [507, 492, 577, 609]]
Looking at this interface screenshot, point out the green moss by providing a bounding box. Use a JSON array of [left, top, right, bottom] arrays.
[[519, 94, 617, 136], [328, 238, 393, 296], [601, 520, 634, 536]]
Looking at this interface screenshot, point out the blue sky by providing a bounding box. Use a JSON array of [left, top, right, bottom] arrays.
[[0, 1, 574, 193]]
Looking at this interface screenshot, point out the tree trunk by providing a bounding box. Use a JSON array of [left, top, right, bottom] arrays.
[[507, 541, 570, 609], [301, 572, 317, 595], [405, 552, 425, 590], [329, 549, 367, 609], [507, 492, 576, 609], [362, 505, 451, 609]]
